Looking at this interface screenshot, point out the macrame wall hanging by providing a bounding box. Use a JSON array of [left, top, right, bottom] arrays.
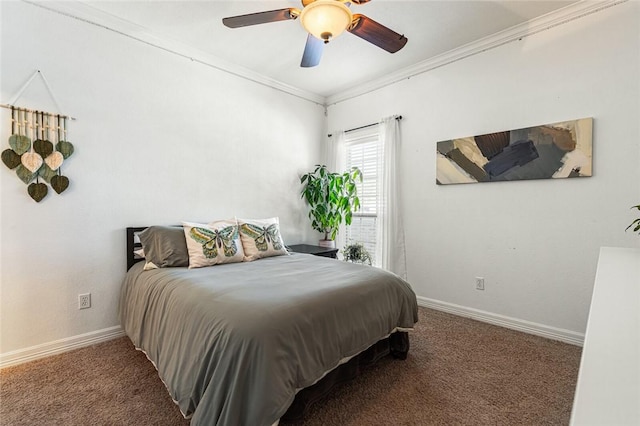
[[1, 70, 76, 203]]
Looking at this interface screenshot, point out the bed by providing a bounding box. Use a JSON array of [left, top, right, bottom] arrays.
[[120, 226, 418, 426]]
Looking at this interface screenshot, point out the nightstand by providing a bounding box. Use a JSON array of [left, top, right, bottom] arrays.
[[288, 244, 338, 259]]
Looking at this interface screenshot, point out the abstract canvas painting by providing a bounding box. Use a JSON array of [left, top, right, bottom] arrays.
[[436, 118, 593, 185]]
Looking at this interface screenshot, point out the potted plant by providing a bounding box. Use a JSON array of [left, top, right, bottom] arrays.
[[342, 242, 372, 265], [626, 204, 640, 234], [300, 164, 362, 248]]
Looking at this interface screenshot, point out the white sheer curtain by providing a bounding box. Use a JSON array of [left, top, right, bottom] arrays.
[[325, 131, 347, 250], [325, 130, 346, 173], [375, 116, 407, 279]]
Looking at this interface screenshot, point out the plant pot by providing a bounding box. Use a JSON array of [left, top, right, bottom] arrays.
[[318, 239, 336, 248]]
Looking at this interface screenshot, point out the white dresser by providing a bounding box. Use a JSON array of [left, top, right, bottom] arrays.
[[570, 247, 640, 425]]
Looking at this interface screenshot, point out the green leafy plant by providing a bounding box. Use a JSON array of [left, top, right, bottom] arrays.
[[300, 164, 362, 241], [626, 204, 640, 234], [342, 242, 372, 265]]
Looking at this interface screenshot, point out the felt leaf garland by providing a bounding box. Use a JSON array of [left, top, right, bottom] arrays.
[[38, 163, 57, 183], [9, 135, 30, 155], [16, 164, 37, 184], [1, 149, 21, 169], [51, 175, 69, 194], [3, 107, 75, 202], [56, 140, 74, 159], [28, 182, 48, 202], [44, 151, 64, 171], [33, 139, 54, 158], [21, 151, 43, 173]]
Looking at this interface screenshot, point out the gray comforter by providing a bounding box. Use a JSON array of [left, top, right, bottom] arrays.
[[119, 253, 418, 426]]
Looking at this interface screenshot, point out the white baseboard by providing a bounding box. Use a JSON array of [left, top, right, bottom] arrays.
[[417, 296, 584, 346], [0, 326, 125, 369], [0, 299, 584, 368]]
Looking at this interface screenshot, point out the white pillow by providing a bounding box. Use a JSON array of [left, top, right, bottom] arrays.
[[182, 220, 245, 268], [143, 261, 159, 271], [237, 217, 288, 261], [134, 248, 161, 272]]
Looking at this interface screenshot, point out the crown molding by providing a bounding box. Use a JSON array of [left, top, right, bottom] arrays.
[[325, 0, 627, 106], [20, 0, 626, 108], [22, 0, 326, 106]]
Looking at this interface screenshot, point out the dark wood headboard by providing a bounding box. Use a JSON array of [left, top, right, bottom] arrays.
[[126, 227, 147, 271]]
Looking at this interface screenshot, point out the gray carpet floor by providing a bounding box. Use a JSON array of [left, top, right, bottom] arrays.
[[0, 307, 582, 425]]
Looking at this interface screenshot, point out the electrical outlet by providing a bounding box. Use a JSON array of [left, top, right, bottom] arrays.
[[78, 293, 91, 309], [475, 277, 485, 291]]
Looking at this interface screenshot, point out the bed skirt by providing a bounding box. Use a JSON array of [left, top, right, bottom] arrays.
[[282, 331, 410, 422]]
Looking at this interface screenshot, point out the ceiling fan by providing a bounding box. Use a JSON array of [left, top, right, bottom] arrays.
[[222, 0, 408, 68]]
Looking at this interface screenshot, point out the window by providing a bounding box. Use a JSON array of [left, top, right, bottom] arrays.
[[344, 128, 379, 264], [331, 116, 405, 277]]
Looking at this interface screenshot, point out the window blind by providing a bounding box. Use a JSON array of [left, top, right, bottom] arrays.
[[344, 129, 379, 263]]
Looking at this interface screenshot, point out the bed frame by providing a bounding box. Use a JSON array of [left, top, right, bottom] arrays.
[[126, 227, 146, 271], [124, 227, 410, 422]]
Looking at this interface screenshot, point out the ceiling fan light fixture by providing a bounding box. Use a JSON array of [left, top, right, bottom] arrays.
[[300, 0, 353, 43]]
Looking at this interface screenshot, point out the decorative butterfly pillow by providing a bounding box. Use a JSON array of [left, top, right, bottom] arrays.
[[182, 220, 245, 268], [237, 217, 288, 261]]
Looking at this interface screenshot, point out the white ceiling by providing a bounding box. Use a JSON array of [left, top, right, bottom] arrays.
[[79, 0, 578, 99]]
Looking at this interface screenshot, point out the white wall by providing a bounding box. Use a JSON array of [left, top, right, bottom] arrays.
[[0, 2, 324, 354], [2, 1, 638, 357], [327, 2, 640, 335]]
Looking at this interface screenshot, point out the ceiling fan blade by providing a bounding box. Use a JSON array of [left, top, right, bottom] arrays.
[[348, 14, 407, 53], [222, 8, 298, 28], [301, 34, 324, 68]]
